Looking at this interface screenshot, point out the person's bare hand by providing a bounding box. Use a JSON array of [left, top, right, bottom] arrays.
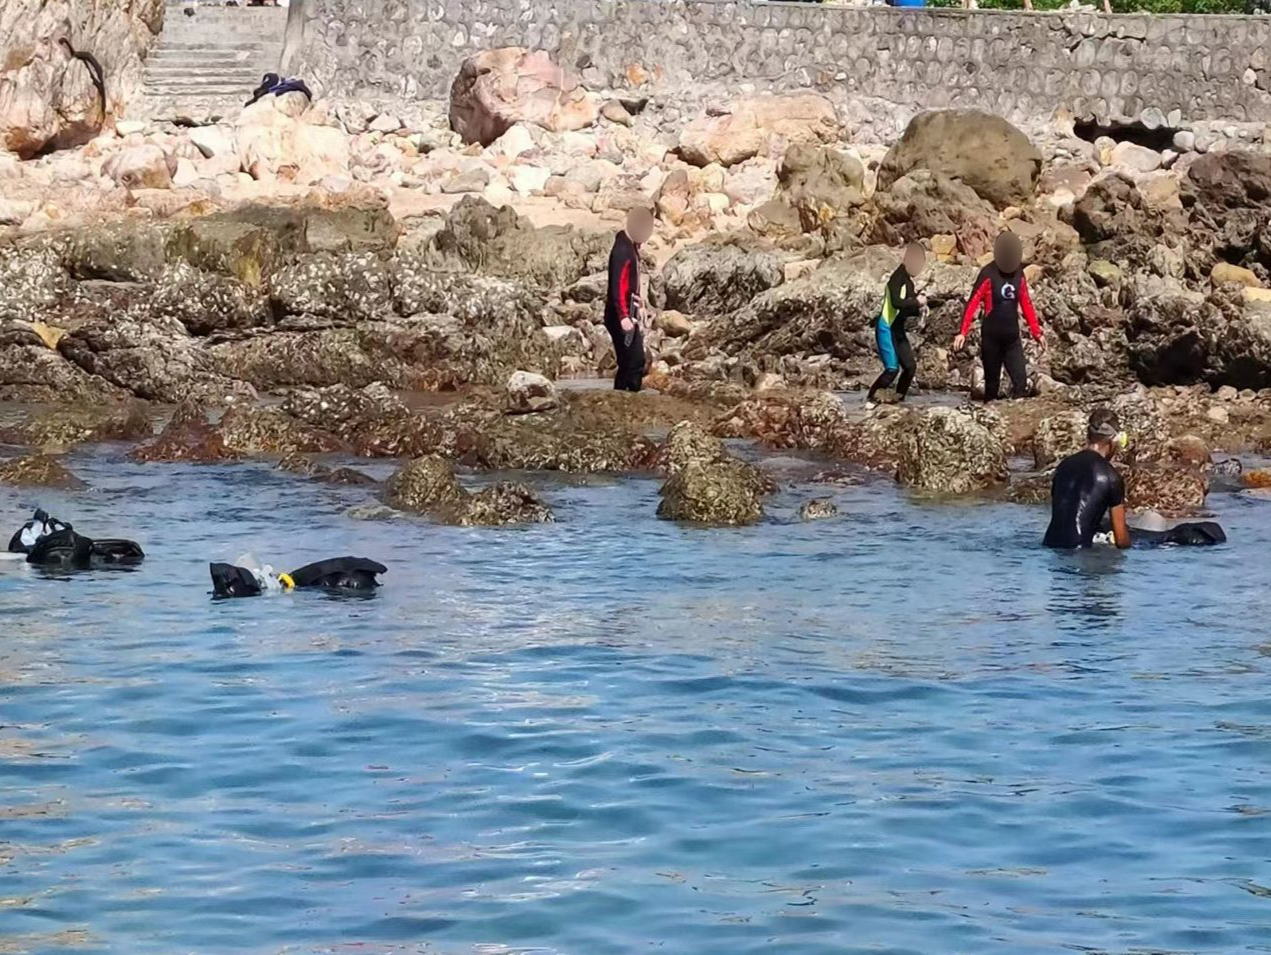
[[953, 333, 966, 353], [1036, 333, 1048, 353], [917, 294, 928, 307], [620, 317, 635, 333]]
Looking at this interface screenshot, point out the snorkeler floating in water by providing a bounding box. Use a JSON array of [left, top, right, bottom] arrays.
[[7, 509, 145, 568], [209, 556, 387, 598]]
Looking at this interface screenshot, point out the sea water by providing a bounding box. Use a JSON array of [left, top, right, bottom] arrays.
[[2, 446, 1270, 954]]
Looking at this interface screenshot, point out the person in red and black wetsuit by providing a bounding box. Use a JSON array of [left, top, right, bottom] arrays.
[[953, 232, 1046, 400], [605, 208, 655, 392]]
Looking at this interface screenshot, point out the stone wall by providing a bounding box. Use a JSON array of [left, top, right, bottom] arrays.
[[282, 0, 1271, 138]]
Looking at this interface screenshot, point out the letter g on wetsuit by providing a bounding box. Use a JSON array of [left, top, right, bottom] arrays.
[[1043, 449, 1126, 549], [868, 264, 921, 402], [960, 263, 1042, 400]]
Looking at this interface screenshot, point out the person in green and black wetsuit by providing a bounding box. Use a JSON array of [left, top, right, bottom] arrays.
[[866, 242, 926, 408]]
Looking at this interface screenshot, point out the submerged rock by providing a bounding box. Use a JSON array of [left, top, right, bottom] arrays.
[[0, 402, 152, 449], [383, 454, 554, 525], [0, 453, 86, 489], [798, 498, 838, 521]]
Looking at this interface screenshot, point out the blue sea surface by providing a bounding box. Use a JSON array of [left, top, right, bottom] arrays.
[[2, 446, 1270, 954]]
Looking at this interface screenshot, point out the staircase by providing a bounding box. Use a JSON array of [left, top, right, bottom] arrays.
[[137, 3, 288, 123]]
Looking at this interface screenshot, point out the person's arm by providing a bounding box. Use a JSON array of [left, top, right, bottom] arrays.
[[1019, 275, 1044, 341], [1110, 504, 1132, 549], [608, 244, 634, 330], [959, 273, 991, 337]]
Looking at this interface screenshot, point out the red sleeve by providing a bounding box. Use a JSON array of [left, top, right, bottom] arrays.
[[1019, 276, 1042, 339], [617, 261, 631, 319], [960, 278, 991, 336]]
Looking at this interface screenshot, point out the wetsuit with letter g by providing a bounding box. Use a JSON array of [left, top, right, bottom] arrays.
[[960, 264, 1041, 400], [1043, 449, 1125, 549]]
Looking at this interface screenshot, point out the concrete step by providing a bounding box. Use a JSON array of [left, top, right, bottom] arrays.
[[145, 78, 258, 93], [145, 65, 264, 79], [146, 85, 254, 98], [150, 47, 261, 59]]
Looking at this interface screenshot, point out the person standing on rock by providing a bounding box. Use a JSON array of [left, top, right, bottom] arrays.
[[606, 208, 655, 393], [1044, 408, 1131, 550], [866, 241, 927, 409], [953, 232, 1045, 401]]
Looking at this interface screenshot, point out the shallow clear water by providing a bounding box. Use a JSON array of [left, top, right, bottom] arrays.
[[3, 446, 1271, 955]]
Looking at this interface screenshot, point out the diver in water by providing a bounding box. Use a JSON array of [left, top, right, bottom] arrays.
[[1044, 409, 1131, 550], [954, 232, 1046, 401], [8, 509, 145, 568], [605, 207, 655, 393], [210, 555, 386, 598], [866, 241, 927, 409]]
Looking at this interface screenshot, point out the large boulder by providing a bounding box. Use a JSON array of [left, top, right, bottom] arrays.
[[383, 455, 466, 512], [678, 94, 840, 168], [749, 144, 867, 243], [236, 97, 351, 184], [449, 48, 598, 147], [877, 110, 1042, 208], [658, 240, 784, 317], [130, 400, 241, 463], [871, 170, 997, 258], [654, 422, 774, 525], [1033, 410, 1088, 469], [0, 0, 163, 157], [429, 196, 609, 289], [895, 406, 1007, 494]]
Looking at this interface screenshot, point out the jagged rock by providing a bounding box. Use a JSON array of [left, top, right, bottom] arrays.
[[1123, 464, 1208, 514], [130, 400, 241, 463], [654, 421, 773, 525], [0, 401, 151, 448], [658, 240, 784, 317], [280, 382, 410, 442], [429, 196, 609, 289], [872, 170, 997, 257], [459, 483, 555, 525], [0, 336, 123, 404], [383, 455, 467, 511], [678, 93, 839, 168], [215, 405, 343, 456], [449, 47, 598, 147], [798, 498, 838, 521], [878, 109, 1042, 207], [276, 452, 377, 487], [0, 453, 86, 489], [506, 370, 558, 414], [1033, 410, 1087, 469], [749, 144, 867, 241], [149, 262, 270, 336], [656, 458, 770, 525], [384, 454, 554, 525], [62, 221, 169, 282], [269, 252, 393, 321], [894, 406, 1008, 493]]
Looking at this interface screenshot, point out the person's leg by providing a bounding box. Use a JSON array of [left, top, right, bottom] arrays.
[[980, 333, 1003, 402], [895, 334, 917, 399], [868, 321, 899, 401], [1003, 337, 1028, 398], [626, 328, 647, 392], [608, 325, 630, 391]]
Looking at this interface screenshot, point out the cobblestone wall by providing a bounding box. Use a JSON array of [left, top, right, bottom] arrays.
[[283, 0, 1271, 135]]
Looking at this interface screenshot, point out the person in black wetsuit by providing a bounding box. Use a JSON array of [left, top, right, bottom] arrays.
[[605, 208, 655, 392], [954, 232, 1046, 401], [1044, 409, 1131, 550], [866, 242, 927, 408]]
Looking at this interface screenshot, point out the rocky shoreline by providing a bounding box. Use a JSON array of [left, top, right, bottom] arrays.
[[5, 47, 1271, 525]]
